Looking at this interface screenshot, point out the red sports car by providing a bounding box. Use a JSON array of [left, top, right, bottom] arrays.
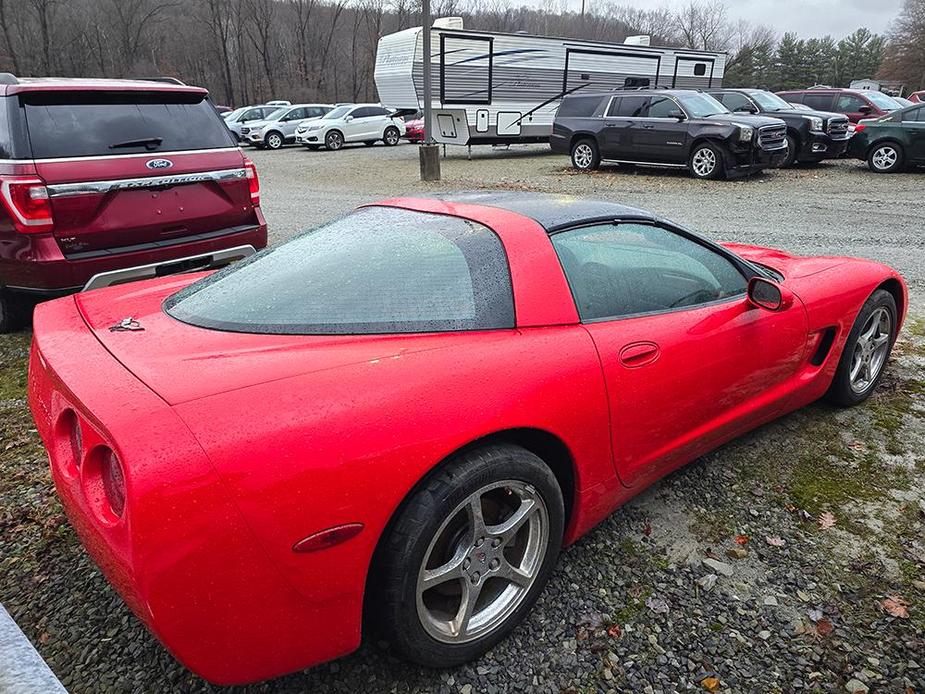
[[404, 117, 424, 142], [28, 193, 906, 685]]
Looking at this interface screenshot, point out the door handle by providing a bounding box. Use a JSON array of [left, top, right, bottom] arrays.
[[642, 124, 656, 129], [619, 341, 660, 367]]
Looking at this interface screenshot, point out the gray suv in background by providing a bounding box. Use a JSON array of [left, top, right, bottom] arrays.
[[223, 105, 282, 141], [240, 103, 334, 149]]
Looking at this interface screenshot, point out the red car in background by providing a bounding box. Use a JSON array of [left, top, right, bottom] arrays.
[[908, 90, 925, 103], [0, 75, 266, 331], [778, 87, 901, 123], [402, 111, 424, 142], [28, 193, 906, 684]]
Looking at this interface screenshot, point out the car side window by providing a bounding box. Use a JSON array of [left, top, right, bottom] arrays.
[[647, 96, 677, 118], [285, 108, 306, 120], [723, 93, 754, 112], [902, 107, 924, 122], [551, 223, 747, 321], [353, 107, 372, 118], [369, 107, 389, 117], [835, 94, 865, 112], [607, 96, 649, 117], [803, 93, 834, 110]]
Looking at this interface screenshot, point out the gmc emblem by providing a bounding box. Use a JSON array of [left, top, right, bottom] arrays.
[[146, 158, 174, 170]]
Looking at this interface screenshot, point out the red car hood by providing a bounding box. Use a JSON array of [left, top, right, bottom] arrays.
[[720, 242, 848, 278], [74, 274, 467, 405]]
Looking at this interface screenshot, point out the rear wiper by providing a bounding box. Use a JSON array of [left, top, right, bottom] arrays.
[[109, 137, 163, 151]]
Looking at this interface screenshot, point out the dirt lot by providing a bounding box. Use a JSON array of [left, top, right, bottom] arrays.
[[0, 142, 923, 693]]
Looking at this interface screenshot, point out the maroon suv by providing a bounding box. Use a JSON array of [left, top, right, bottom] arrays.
[[777, 88, 901, 123], [0, 75, 267, 331]]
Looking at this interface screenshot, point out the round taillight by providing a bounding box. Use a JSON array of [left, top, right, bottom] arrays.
[[101, 448, 126, 518]]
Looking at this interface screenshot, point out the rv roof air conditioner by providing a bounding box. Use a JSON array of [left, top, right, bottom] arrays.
[[624, 35, 651, 46], [433, 17, 464, 29]]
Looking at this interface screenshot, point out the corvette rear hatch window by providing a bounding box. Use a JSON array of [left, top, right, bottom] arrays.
[[22, 91, 235, 159], [164, 206, 515, 334]]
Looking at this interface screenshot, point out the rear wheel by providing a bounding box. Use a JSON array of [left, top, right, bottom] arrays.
[[689, 142, 724, 179], [570, 138, 600, 171], [325, 130, 344, 151], [370, 444, 564, 667], [383, 126, 401, 146], [867, 142, 904, 173], [264, 131, 284, 150], [825, 289, 897, 406]]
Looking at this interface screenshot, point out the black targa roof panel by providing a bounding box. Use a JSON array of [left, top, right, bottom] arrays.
[[423, 191, 656, 232]]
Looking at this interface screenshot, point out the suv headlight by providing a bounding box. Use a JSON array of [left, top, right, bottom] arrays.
[[806, 116, 824, 131], [738, 126, 754, 143]]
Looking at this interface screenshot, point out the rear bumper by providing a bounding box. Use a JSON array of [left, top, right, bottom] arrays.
[[28, 299, 361, 684], [2, 221, 266, 295]]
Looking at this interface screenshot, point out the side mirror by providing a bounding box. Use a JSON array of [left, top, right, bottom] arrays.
[[344, 115, 354, 122], [668, 109, 686, 121], [747, 277, 792, 311], [858, 105, 873, 114]]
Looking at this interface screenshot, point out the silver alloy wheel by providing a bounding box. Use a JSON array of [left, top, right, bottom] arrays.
[[849, 306, 892, 393], [416, 480, 549, 644], [326, 132, 343, 150], [871, 145, 898, 171], [572, 143, 594, 169], [691, 147, 716, 177], [266, 132, 282, 149], [385, 128, 399, 145]]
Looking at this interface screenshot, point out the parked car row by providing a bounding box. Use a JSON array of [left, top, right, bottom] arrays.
[[553, 86, 923, 178], [222, 100, 409, 151]]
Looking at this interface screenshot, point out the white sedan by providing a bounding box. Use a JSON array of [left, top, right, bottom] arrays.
[[296, 104, 406, 150]]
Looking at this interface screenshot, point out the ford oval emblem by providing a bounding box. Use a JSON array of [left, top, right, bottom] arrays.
[[146, 158, 173, 170]]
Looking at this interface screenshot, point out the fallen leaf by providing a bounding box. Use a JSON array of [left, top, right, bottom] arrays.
[[765, 536, 786, 547], [882, 596, 910, 618], [849, 440, 866, 451], [701, 676, 721, 692], [818, 511, 836, 530], [37, 632, 50, 644], [808, 608, 823, 622], [697, 573, 718, 591], [814, 617, 834, 636], [734, 534, 749, 545], [643, 521, 652, 537], [607, 624, 622, 638]]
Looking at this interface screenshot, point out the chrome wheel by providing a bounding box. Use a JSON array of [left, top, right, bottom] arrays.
[[416, 480, 549, 644], [326, 132, 343, 150], [871, 145, 898, 171], [572, 143, 594, 169], [691, 147, 716, 177], [384, 128, 400, 145], [266, 133, 282, 149], [849, 307, 892, 393]]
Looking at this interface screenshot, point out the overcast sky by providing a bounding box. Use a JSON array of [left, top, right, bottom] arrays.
[[548, 0, 903, 38]]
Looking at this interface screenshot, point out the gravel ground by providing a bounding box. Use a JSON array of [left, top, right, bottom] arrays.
[[0, 141, 923, 694]]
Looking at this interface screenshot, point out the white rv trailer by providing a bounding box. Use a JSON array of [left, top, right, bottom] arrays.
[[375, 18, 727, 146]]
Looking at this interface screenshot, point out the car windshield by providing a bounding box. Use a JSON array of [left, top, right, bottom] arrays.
[[324, 106, 351, 120], [677, 93, 729, 117], [265, 108, 287, 121], [748, 91, 792, 111], [164, 206, 515, 335], [866, 91, 900, 110]]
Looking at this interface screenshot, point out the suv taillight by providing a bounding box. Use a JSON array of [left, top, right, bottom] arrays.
[[854, 124, 866, 133], [244, 159, 260, 206], [0, 176, 54, 233]]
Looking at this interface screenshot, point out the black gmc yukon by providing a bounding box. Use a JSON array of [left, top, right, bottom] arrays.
[[551, 89, 788, 179], [707, 88, 851, 166]]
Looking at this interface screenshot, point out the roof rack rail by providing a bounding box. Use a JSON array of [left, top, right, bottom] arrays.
[[139, 76, 185, 85], [0, 73, 19, 85], [612, 85, 670, 91]]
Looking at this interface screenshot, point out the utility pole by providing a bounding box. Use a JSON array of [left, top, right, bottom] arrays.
[[419, 0, 441, 181]]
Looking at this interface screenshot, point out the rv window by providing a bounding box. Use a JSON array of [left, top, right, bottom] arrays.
[[558, 96, 602, 118], [693, 63, 707, 76], [607, 96, 649, 117]]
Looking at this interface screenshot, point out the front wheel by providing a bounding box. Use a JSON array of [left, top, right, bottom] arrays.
[[383, 126, 401, 146], [264, 131, 284, 150], [325, 130, 344, 151], [370, 444, 564, 667], [868, 142, 904, 173], [825, 289, 897, 406], [781, 134, 798, 167], [570, 138, 600, 171], [689, 143, 724, 179]]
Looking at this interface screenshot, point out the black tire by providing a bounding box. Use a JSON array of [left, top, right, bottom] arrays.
[[781, 134, 798, 167], [0, 289, 25, 333], [570, 138, 600, 171], [264, 131, 284, 150], [325, 130, 344, 151], [369, 444, 564, 668], [867, 141, 904, 173], [825, 289, 897, 407], [688, 142, 725, 180], [383, 126, 401, 146]]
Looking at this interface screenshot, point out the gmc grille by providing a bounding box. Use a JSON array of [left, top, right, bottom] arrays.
[[758, 125, 787, 151], [827, 118, 850, 138]]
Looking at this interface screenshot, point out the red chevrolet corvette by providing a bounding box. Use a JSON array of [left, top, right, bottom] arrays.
[[28, 193, 906, 684]]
